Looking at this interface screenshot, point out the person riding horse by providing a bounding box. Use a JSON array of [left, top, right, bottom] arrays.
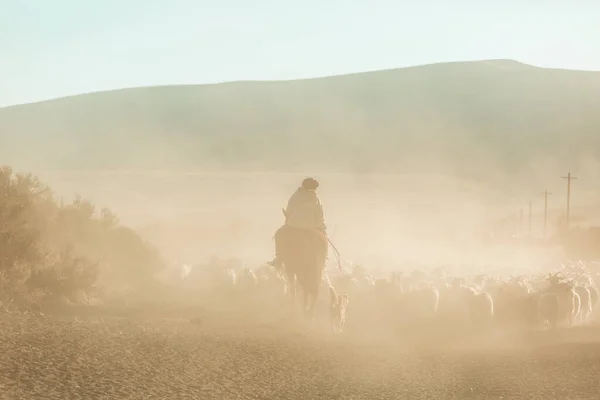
[[268, 177, 328, 270]]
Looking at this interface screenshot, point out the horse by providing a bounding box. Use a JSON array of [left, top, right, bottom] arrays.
[[276, 223, 328, 320]]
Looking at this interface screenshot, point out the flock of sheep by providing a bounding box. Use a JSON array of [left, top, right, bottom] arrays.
[[172, 258, 600, 339]]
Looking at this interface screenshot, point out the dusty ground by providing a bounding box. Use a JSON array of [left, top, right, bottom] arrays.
[[2, 308, 600, 400]]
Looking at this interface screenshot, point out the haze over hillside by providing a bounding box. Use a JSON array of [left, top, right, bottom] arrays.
[[2, 59, 600, 183], [2, 59, 600, 265]]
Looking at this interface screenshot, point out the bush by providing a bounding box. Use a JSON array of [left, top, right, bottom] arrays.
[[0, 165, 166, 309]]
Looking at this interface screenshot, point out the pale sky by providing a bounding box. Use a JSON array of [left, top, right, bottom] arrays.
[[1, 1, 599, 107]]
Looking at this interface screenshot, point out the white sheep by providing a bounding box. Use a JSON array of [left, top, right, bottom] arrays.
[[538, 292, 560, 329], [546, 273, 580, 327], [470, 291, 494, 327], [573, 284, 592, 324]]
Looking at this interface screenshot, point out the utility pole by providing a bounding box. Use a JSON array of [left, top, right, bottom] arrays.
[[519, 207, 523, 238], [540, 190, 552, 240], [561, 172, 577, 229], [528, 200, 532, 240]]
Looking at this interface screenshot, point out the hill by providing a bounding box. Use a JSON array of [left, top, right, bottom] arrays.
[[2, 59, 600, 185]]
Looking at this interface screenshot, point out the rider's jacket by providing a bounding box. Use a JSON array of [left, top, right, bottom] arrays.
[[284, 187, 327, 233]]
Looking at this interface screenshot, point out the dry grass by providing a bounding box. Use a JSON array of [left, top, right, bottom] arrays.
[[2, 307, 600, 399]]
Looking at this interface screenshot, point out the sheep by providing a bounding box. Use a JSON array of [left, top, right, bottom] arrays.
[[176, 257, 600, 340], [470, 291, 495, 327], [331, 273, 363, 296], [538, 292, 560, 329], [226, 268, 238, 286], [411, 285, 440, 317], [573, 284, 592, 324], [587, 284, 599, 317], [491, 281, 538, 329], [545, 273, 581, 327], [395, 285, 440, 329], [435, 284, 477, 328], [237, 267, 259, 289]]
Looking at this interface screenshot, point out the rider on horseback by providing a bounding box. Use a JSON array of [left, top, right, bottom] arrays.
[[268, 177, 328, 269]]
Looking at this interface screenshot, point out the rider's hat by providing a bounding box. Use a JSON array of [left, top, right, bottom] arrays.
[[302, 177, 319, 190]]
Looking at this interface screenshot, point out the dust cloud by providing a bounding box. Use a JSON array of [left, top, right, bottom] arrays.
[[5, 134, 600, 400], [3, 61, 600, 276], [29, 155, 600, 275]]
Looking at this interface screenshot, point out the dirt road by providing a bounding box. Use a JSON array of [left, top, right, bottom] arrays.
[[1, 312, 600, 399]]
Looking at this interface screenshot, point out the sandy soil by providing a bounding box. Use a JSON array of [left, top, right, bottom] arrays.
[[2, 309, 600, 400]]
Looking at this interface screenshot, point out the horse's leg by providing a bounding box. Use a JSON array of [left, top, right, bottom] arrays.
[[302, 289, 310, 319], [305, 263, 324, 321], [282, 265, 295, 313], [311, 290, 319, 318], [304, 287, 320, 322], [306, 235, 326, 322], [289, 275, 297, 312]]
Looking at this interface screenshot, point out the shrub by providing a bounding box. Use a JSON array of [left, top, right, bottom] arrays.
[[0, 165, 165, 309]]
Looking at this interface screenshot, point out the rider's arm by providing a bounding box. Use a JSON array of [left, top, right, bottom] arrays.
[[315, 196, 327, 233]]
